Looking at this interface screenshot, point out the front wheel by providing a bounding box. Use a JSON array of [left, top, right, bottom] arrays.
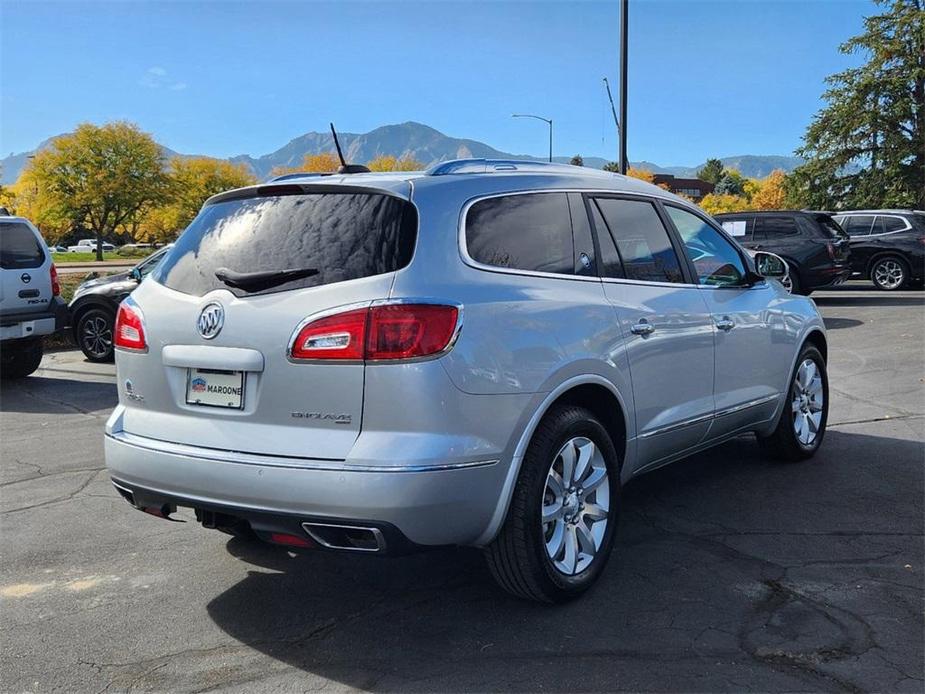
[[485, 405, 620, 602], [758, 344, 828, 461], [870, 256, 908, 291], [76, 308, 115, 362]]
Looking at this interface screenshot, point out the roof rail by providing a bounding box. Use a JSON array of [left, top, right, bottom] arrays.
[[426, 158, 612, 176]]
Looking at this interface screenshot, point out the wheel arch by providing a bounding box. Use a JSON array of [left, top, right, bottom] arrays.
[[803, 328, 827, 363], [474, 375, 631, 547], [69, 297, 118, 340], [865, 251, 909, 277]]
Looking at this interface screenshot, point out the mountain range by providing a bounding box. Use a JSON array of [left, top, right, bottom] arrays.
[[0, 121, 802, 184]]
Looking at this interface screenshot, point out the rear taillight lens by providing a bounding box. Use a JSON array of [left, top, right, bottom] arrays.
[[290, 304, 459, 362], [114, 302, 147, 352], [825, 242, 836, 260], [49, 264, 60, 296]]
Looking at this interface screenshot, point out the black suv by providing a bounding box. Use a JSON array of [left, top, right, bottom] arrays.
[[831, 210, 925, 290], [713, 211, 851, 295]]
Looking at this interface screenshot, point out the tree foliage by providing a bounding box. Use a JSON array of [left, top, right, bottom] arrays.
[[625, 166, 655, 183], [696, 158, 725, 184], [135, 157, 256, 242], [366, 155, 423, 171], [25, 122, 170, 259], [602, 161, 620, 173], [790, 0, 925, 209], [714, 170, 746, 196], [750, 169, 788, 209], [699, 193, 752, 215], [271, 152, 340, 177], [569, 154, 584, 167]]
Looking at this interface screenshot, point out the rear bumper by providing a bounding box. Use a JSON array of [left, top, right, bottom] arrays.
[[804, 265, 852, 290], [104, 428, 511, 548], [0, 297, 69, 341]]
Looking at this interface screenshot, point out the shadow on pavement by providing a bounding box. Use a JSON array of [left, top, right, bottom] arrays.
[[814, 294, 924, 307], [206, 430, 924, 692], [0, 375, 117, 414], [822, 317, 864, 330]]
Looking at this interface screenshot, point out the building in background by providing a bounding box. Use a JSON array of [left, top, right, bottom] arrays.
[[652, 174, 714, 201]]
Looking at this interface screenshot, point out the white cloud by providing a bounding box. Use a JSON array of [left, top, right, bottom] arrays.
[[139, 67, 187, 91]]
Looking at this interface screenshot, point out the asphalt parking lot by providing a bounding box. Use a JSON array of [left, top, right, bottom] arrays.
[[1, 283, 922, 693]]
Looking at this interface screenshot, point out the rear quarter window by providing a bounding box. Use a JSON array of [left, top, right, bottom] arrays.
[[0, 222, 46, 269], [154, 191, 417, 297]]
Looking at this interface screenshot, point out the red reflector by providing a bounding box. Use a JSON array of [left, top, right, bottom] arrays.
[[270, 532, 315, 548], [290, 304, 459, 362], [49, 264, 60, 296], [114, 302, 147, 352], [367, 304, 458, 360]]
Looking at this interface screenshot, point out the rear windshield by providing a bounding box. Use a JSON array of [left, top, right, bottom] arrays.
[[154, 192, 417, 297], [813, 214, 848, 239], [0, 222, 46, 269]]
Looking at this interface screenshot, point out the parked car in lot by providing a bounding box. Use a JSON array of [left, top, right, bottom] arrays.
[[69, 245, 173, 362], [0, 216, 68, 378], [68, 239, 116, 253], [714, 210, 851, 295], [105, 160, 829, 602], [830, 210, 925, 290]]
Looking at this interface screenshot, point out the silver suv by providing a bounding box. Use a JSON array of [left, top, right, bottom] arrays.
[[1, 215, 68, 378], [105, 160, 829, 601]]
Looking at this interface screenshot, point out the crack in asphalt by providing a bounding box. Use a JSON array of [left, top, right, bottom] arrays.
[[0, 469, 104, 515], [829, 413, 925, 428]]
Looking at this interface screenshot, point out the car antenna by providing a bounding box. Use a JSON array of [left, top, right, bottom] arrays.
[[330, 122, 370, 174]]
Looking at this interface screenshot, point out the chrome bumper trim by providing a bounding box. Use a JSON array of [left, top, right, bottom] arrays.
[[106, 430, 498, 473]]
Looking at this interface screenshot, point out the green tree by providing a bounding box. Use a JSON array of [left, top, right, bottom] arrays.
[[26, 122, 170, 259], [602, 161, 620, 173], [791, 0, 925, 209], [714, 170, 745, 196], [696, 158, 724, 184], [569, 154, 584, 167]]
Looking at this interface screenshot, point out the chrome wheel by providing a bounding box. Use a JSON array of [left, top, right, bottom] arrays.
[[781, 274, 793, 293], [542, 436, 610, 576], [80, 314, 113, 359], [791, 358, 824, 446], [873, 258, 905, 290]]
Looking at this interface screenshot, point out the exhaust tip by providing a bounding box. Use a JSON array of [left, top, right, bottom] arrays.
[[301, 522, 386, 553], [111, 480, 135, 506]]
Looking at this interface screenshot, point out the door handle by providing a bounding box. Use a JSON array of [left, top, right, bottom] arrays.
[[630, 320, 655, 336], [715, 316, 735, 332]]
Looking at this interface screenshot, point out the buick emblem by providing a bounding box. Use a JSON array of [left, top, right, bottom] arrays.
[[197, 302, 224, 340]]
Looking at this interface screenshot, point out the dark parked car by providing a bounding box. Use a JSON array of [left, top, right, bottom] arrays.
[[69, 245, 171, 362], [714, 211, 851, 295], [831, 210, 925, 290]]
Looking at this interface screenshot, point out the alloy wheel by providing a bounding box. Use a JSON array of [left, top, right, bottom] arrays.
[[873, 259, 905, 290], [791, 358, 824, 446], [542, 436, 610, 575], [81, 315, 113, 359]]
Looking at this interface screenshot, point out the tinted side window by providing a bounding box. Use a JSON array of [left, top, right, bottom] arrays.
[[844, 215, 874, 236], [755, 216, 799, 238], [0, 222, 46, 269], [155, 193, 417, 297], [666, 206, 746, 287], [594, 198, 685, 283], [880, 216, 908, 233], [588, 198, 624, 278], [567, 193, 596, 277], [466, 193, 573, 275]]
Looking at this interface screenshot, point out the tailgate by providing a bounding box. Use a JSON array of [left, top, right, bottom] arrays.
[[0, 221, 52, 317]]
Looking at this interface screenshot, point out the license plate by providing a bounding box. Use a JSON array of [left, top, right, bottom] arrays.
[[186, 368, 245, 409]]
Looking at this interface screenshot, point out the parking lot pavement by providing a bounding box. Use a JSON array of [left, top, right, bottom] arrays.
[[1, 283, 922, 693]]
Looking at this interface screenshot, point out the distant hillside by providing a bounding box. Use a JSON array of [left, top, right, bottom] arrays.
[[1, 121, 802, 183]]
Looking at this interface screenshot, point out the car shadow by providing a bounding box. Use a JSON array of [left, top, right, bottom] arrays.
[[0, 375, 117, 415], [814, 294, 923, 307], [205, 429, 924, 691], [822, 317, 863, 330]]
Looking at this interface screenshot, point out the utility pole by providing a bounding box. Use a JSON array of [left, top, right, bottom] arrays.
[[619, 0, 629, 174]]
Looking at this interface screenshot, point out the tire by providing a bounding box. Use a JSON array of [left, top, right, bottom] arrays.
[[75, 308, 115, 362], [758, 344, 828, 462], [788, 272, 811, 296], [0, 338, 44, 379], [485, 405, 621, 602], [870, 256, 908, 291]]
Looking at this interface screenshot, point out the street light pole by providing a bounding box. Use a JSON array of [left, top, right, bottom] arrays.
[[619, 0, 629, 174], [512, 113, 553, 163]]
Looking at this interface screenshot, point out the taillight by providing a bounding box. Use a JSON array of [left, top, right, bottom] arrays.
[[114, 301, 147, 352], [826, 242, 836, 260], [290, 303, 460, 362], [49, 264, 60, 296]]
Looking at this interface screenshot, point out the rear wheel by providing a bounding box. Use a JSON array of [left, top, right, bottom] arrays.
[[758, 344, 828, 461], [870, 256, 908, 291], [76, 308, 115, 362], [485, 405, 620, 602], [0, 338, 44, 379]]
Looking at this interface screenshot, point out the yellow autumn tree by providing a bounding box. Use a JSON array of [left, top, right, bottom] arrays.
[[751, 169, 788, 210], [699, 193, 752, 215], [366, 155, 424, 172], [270, 152, 341, 177], [625, 166, 655, 183], [134, 157, 256, 242]]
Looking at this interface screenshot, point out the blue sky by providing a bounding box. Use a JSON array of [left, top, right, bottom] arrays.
[[2, 0, 869, 166]]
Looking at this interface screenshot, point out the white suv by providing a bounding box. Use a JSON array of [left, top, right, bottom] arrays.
[[0, 215, 68, 378]]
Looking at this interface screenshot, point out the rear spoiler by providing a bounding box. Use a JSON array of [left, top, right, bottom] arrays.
[[205, 182, 412, 207]]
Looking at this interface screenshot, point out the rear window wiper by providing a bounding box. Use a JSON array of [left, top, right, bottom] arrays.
[[215, 266, 319, 292]]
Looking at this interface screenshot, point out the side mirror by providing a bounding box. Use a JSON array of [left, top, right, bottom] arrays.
[[754, 251, 788, 280], [129, 268, 142, 282]]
